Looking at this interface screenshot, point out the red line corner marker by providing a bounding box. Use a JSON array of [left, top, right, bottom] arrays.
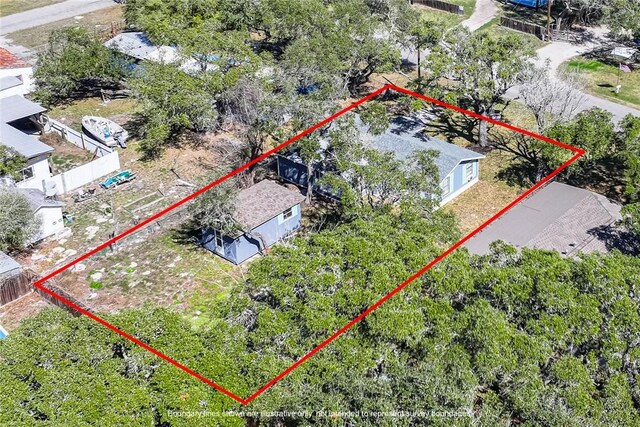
[[33, 85, 584, 405]]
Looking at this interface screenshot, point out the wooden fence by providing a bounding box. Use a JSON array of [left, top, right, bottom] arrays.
[[1, 269, 90, 316], [0, 270, 39, 306], [35, 280, 90, 317], [411, 0, 464, 15], [500, 16, 546, 40]]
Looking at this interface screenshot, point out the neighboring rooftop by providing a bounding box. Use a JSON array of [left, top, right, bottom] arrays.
[[0, 48, 30, 69], [233, 180, 305, 231], [19, 188, 64, 211], [0, 75, 23, 91], [0, 123, 53, 158], [0, 251, 21, 278], [105, 32, 180, 63], [465, 182, 623, 256], [0, 95, 46, 123]]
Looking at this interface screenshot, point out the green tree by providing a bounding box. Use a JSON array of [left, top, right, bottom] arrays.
[[193, 173, 241, 235], [0, 307, 245, 426], [4, 214, 640, 425], [0, 187, 41, 252], [33, 27, 130, 106], [620, 114, 640, 236], [0, 146, 27, 181], [605, 0, 640, 39], [407, 15, 447, 92], [492, 108, 616, 182], [426, 29, 536, 147], [129, 63, 219, 158]]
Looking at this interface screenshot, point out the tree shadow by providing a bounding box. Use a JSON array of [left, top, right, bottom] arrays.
[[587, 224, 640, 256], [121, 112, 147, 140], [495, 160, 537, 188], [564, 155, 628, 203], [169, 218, 202, 247], [422, 109, 477, 145]]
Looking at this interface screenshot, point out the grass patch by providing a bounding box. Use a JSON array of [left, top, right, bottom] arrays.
[[0, 0, 64, 17], [444, 150, 525, 234], [50, 151, 94, 173], [563, 57, 640, 109], [477, 16, 546, 49], [5, 5, 123, 50], [89, 281, 103, 290], [413, 2, 470, 26], [48, 97, 139, 131]]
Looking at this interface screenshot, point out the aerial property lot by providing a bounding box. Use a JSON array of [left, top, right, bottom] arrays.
[[33, 85, 583, 405]]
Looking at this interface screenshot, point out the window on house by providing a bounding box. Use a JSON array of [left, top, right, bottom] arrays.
[[215, 232, 223, 251], [18, 166, 34, 182], [441, 175, 451, 196], [465, 163, 474, 181], [282, 207, 294, 221]]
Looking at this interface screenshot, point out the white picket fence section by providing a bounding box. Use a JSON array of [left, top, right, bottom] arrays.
[[49, 151, 120, 195], [46, 117, 113, 157]]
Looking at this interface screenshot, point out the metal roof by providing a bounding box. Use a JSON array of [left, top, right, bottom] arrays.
[[105, 32, 180, 63], [19, 188, 64, 211], [0, 122, 53, 158], [234, 180, 305, 231], [0, 75, 23, 91], [0, 250, 21, 276], [0, 95, 46, 123], [464, 182, 622, 256]]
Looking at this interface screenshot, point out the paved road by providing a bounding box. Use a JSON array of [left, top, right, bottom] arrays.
[[461, 0, 498, 32], [506, 30, 640, 122], [0, 0, 114, 35]]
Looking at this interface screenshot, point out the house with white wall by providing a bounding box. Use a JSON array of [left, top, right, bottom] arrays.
[[0, 95, 53, 191], [0, 48, 33, 99], [20, 188, 65, 241]]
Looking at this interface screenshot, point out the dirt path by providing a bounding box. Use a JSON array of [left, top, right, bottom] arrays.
[[461, 0, 498, 31]]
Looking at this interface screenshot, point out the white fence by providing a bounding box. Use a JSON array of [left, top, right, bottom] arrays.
[[50, 151, 120, 194], [46, 118, 113, 157]]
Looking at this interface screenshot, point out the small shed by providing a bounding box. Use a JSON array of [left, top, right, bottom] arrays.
[[20, 188, 65, 241], [201, 180, 305, 264]]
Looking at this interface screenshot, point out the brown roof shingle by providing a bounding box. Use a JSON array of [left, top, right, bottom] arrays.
[[465, 182, 622, 256], [234, 180, 304, 230]]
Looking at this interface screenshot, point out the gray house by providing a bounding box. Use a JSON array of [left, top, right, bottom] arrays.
[[201, 180, 305, 264], [277, 115, 485, 206]]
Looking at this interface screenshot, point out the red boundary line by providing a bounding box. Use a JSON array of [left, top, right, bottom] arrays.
[[32, 85, 584, 405]]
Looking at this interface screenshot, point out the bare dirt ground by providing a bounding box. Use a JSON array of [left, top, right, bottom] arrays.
[[0, 293, 50, 331], [3, 98, 252, 329]]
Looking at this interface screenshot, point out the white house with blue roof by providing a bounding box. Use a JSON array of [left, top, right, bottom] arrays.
[[277, 114, 484, 206]]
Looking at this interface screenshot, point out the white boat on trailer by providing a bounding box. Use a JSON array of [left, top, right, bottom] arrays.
[[82, 116, 128, 148]]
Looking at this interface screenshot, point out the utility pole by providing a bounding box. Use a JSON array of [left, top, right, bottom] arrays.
[[547, 0, 553, 41], [417, 45, 422, 92]]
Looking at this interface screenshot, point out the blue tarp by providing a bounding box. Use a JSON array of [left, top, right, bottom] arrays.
[[510, 0, 548, 7]]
